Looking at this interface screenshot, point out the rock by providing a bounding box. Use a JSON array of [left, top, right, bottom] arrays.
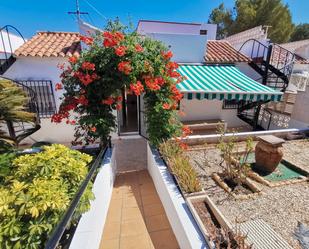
[[294, 222, 309, 249]]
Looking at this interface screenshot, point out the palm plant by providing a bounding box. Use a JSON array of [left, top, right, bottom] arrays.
[[0, 78, 35, 151]]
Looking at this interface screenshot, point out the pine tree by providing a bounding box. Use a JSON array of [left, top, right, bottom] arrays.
[[290, 23, 309, 41], [208, 0, 294, 43]]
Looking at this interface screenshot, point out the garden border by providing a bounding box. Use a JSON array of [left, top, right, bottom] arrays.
[[147, 142, 208, 249], [69, 146, 117, 249]]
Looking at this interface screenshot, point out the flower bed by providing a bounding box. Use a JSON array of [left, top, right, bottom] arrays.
[[147, 143, 207, 249], [186, 139, 309, 249]]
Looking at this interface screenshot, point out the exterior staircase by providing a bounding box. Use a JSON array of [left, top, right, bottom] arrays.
[[237, 39, 297, 130], [0, 25, 41, 145], [0, 25, 25, 74]]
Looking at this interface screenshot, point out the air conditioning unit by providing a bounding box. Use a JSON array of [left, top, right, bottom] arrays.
[[289, 73, 309, 92]]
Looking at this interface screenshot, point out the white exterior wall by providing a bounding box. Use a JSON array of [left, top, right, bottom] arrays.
[[147, 33, 207, 63], [3, 56, 76, 144], [4, 56, 65, 109], [3, 56, 119, 144], [137, 21, 217, 40], [180, 99, 247, 127], [236, 62, 262, 83], [290, 85, 309, 128]]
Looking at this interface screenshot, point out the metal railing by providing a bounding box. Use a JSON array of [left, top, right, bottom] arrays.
[[45, 139, 112, 249], [18, 80, 57, 118], [222, 99, 240, 109], [0, 25, 25, 74]]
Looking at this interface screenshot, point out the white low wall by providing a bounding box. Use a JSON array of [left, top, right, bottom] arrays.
[[70, 147, 117, 249], [180, 98, 247, 128], [147, 144, 207, 249], [183, 128, 309, 145]]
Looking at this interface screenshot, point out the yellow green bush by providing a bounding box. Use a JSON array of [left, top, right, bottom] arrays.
[[0, 144, 93, 249]]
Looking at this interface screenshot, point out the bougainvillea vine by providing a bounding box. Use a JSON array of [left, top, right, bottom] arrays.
[[52, 21, 189, 146]]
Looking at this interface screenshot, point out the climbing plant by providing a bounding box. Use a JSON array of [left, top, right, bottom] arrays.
[[52, 21, 186, 146]]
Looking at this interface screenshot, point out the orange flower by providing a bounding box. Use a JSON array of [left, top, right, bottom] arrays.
[[68, 56, 78, 64], [80, 36, 93, 45], [162, 103, 171, 110], [102, 97, 114, 105], [161, 50, 173, 60], [55, 83, 63, 91], [144, 76, 160, 91], [114, 31, 125, 42], [179, 142, 188, 150], [74, 71, 98, 85], [156, 77, 165, 86], [130, 81, 144, 96], [81, 62, 95, 71], [90, 127, 97, 132], [103, 31, 124, 47], [115, 46, 127, 57], [182, 125, 192, 137], [135, 44, 144, 52], [118, 61, 132, 75], [116, 96, 123, 102], [166, 61, 179, 71]]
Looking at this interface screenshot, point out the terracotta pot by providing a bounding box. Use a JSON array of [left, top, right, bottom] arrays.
[[254, 135, 285, 174]]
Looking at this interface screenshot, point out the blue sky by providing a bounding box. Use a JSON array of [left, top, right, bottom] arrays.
[[0, 0, 308, 38]]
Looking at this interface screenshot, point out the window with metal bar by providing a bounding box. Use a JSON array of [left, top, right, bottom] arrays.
[[18, 80, 57, 118], [222, 99, 239, 109]]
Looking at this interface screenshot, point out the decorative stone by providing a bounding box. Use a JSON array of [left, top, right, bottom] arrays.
[[255, 135, 285, 174]]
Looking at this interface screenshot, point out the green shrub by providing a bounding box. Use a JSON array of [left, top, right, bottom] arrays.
[[0, 144, 93, 249], [160, 140, 201, 193], [0, 153, 15, 183]]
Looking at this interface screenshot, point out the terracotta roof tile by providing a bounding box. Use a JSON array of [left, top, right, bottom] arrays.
[[15, 31, 81, 58], [205, 40, 250, 63]]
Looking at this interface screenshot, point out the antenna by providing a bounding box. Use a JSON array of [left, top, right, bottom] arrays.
[[68, 0, 88, 21]]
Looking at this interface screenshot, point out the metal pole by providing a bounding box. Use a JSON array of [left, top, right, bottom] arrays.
[[263, 44, 273, 85]]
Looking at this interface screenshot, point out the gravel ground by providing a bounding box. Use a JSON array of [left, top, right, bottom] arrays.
[[282, 139, 309, 172], [187, 139, 309, 249]]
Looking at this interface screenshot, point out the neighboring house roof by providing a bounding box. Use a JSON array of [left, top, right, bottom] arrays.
[[205, 40, 250, 63], [279, 39, 309, 64], [272, 45, 309, 65], [224, 26, 268, 48], [280, 39, 309, 54], [14, 31, 81, 57], [14, 31, 249, 64]]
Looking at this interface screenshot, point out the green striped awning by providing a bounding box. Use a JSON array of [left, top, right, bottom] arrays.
[[176, 65, 283, 101]]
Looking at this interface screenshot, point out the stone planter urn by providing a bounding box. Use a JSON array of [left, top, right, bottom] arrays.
[[255, 135, 285, 174]]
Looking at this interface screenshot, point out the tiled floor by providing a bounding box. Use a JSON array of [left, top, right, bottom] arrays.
[[99, 170, 179, 249]]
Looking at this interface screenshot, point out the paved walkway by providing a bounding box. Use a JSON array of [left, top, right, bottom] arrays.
[[99, 170, 179, 249]]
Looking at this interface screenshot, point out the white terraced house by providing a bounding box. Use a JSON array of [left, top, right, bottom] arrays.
[[1, 20, 303, 144]]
